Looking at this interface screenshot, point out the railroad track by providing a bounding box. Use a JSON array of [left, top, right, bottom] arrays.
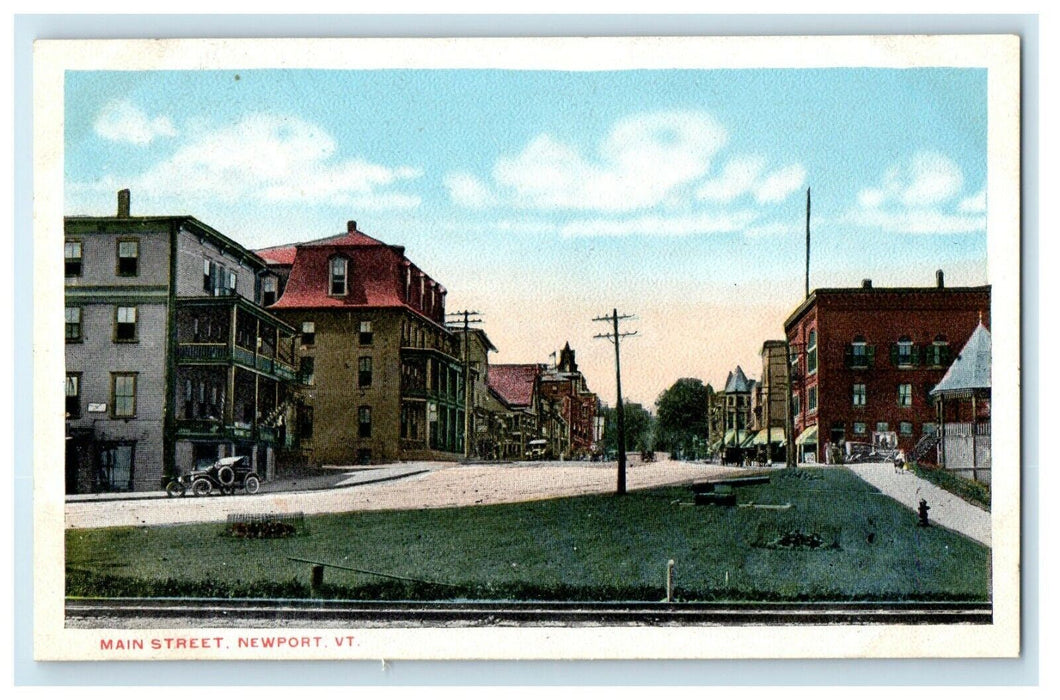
[[66, 598, 993, 627]]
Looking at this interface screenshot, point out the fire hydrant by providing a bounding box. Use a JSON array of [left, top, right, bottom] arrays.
[[917, 499, 931, 527]]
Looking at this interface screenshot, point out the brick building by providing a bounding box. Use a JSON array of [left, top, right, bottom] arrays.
[[65, 190, 297, 493], [537, 343, 598, 459], [783, 271, 990, 463], [486, 364, 543, 459], [260, 221, 466, 465]]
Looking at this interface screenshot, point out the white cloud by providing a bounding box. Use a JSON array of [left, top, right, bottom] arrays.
[[483, 110, 727, 212], [753, 164, 807, 204], [443, 172, 496, 209], [75, 113, 422, 210], [858, 151, 965, 210], [559, 211, 757, 238], [849, 152, 984, 235], [958, 188, 987, 213], [696, 156, 766, 202], [94, 100, 177, 145]]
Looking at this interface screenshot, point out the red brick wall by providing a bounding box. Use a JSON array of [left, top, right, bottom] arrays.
[[787, 287, 989, 461]]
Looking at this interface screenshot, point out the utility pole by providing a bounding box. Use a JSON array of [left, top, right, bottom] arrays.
[[446, 310, 482, 460], [593, 309, 637, 495]]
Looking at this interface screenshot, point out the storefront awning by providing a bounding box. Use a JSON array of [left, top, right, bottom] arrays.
[[795, 425, 818, 445], [722, 429, 754, 447], [752, 428, 786, 446]]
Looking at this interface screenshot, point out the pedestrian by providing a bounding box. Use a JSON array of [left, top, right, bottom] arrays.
[[894, 449, 906, 474]]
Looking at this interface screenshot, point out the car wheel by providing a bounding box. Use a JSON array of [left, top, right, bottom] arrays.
[[191, 479, 212, 497], [243, 475, 260, 495], [165, 481, 186, 498], [217, 466, 235, 485]]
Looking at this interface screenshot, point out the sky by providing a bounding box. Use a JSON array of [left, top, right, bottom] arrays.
[[65, 67, 989, 407]]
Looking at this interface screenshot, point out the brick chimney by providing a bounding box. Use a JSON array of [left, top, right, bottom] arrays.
[[936, 269, 945, 288], [861, 279, 872, 289], [117, 189, 131, 218], [347, 220, 357, 233]]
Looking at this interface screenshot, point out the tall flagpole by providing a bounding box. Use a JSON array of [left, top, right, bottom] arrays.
[[805, 187, 811, 299]]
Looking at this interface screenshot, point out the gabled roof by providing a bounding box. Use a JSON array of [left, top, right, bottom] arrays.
[[488, 364, 542, 409], [932, 323, 991, 395], [724, 365, 754, 394]]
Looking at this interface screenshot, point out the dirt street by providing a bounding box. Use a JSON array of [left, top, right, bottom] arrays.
[[65, 459, 753, 529]]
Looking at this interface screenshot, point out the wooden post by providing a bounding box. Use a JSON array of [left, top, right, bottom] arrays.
[[666, 559, 675, 603], [311, 564, 324, 595]]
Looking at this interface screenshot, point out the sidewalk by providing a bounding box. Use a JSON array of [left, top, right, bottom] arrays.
[[845, 462, 991, 547]]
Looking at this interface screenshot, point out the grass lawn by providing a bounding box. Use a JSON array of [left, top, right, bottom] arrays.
[[66, 467, 990, 603]]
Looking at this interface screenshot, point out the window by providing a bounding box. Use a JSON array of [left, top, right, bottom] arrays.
[[111, 373, 137, 418], [876, 421, 890, 433], [922, 422, 938, 436], [300, 357, 315, 386], [329, 257, 348, 295], [807, 386, 818, 414], [853, 422, 867, 436], [791, 394, 800, 418], [806, 329, 818, 375], [898, 383, 913, 407], [227, 270, 237, 296], [65, 307, 82, 342], [65, 240, 83, 277], [928, 336, 951, 367], [846, 335, 875, 369], [893, 335, 915, 367], [358, 406, 372, 438], [66, 373, 82, 419], [358, 356, 372, 388], [359, 320, 373, 345], [117, 239, 139, 276], [262, 276, 277, 306], [852, 383, 866, 407], [301, 321, 315, 346], [899, 421, 914, 436], [115, 306, 138, 342], [203, 259, 212, 293]]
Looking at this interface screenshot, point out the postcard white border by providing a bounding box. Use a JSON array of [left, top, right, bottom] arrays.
[[33, 34, 1021, 661]]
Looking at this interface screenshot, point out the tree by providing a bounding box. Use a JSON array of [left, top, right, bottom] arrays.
[[655, 378, 711, 459], [599, 401, 654, 454]]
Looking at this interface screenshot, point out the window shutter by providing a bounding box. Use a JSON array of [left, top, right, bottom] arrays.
[[889, 343, 899, 366], [867, 345, 876, 367], [912, 344, 922, 367], [844, 345, 853, 368]]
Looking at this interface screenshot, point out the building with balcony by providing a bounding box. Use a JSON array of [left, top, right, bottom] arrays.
[[783, 271, 990, 463], [259, 221, 466, 465], [64, 190, 296, 493]]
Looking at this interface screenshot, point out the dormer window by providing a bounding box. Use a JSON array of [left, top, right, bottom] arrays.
[[330, 257, 348, 296]]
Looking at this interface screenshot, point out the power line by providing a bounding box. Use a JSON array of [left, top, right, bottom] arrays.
[[592, 309, 637, 495]]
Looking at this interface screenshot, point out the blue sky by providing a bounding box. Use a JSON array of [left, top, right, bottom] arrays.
[[65, 68, 989, 405]]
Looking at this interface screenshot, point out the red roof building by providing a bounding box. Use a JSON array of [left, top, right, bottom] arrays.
[[258, 221, 465, 466]]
